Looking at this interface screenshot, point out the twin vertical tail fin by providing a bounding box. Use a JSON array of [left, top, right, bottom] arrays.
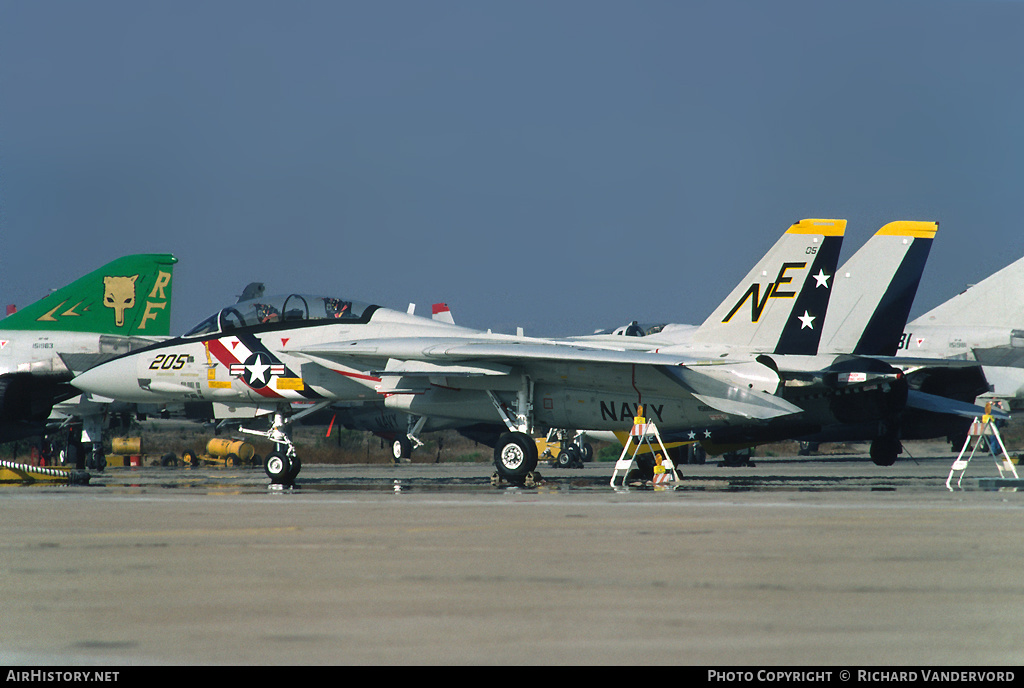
[[818, 221, 938, 356], [1, 254, 177, 336], [692, 219, 846, 355]]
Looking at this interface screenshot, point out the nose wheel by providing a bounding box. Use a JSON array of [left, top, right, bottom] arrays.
[[240, 403, 329, 487], [264, 450, 302, 485]]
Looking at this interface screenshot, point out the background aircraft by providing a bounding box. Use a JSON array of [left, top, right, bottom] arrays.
[[0, 254, 176, 464], [896, 253, 1024, 411]]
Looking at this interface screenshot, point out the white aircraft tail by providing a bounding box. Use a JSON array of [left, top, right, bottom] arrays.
[[692, 219, 846, 355], [909, 253, 1024, 330], [819, 221, 938, 356]]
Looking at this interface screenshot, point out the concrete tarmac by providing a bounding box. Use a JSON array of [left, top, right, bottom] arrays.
[[2, 443, 1023, 666]]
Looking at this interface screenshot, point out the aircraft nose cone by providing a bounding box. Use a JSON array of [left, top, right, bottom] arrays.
[[73, 356, 142, 400]]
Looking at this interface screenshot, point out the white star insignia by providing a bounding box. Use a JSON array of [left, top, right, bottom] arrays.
[[246, 355, 271, 385], [798, 311, 815, 329], [688, 431, 696, 440], [704, 429, 712, 438], [813, 270, 831, 288]]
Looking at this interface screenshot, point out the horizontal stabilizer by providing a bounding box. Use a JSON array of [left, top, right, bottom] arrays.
[[870, 356, 987, 371], [906, 389, 1008, 420], [973, 345, 1024, 368]]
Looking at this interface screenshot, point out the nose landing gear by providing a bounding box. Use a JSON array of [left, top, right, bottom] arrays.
[[240, 403, 329, 487]]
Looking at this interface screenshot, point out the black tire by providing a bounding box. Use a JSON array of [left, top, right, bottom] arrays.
[[493, 432, 538, 482], [182, 449, 200, 467], [870, 437, 901, 466], [392, 436, 412, 461], [264, 451, 293, 484], [581, 443, 593, 462], [556, 444, 579, 468], [225, 452, 240, 467], [286, 454, 302, 481], [798, 441, 819, 456], [160, 453, 178, 467]]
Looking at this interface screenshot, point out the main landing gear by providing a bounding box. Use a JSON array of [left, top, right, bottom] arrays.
[[487, 381, 542, 486], [391, 415, 426, 462], [494, 431, 539, 484], [539, 428, 592, 468]]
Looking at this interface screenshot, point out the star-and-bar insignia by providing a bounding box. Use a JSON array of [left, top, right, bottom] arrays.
[[230, 353, 286, 389]]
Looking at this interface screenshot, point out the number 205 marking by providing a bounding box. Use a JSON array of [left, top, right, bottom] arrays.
[[150, 353, 190, 370]]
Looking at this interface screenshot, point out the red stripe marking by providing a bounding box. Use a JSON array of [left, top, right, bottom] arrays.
[[334, 369, 382, 383]]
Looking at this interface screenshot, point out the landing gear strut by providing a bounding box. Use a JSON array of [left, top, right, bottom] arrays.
[[487, 379, 541, 485]]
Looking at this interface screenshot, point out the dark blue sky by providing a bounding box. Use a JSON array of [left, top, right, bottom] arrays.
[[3, 1, 1023, 336]]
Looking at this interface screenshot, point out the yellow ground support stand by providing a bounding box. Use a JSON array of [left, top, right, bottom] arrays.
[[610, 407, 679, 488], [946, 407, 1019, 490]]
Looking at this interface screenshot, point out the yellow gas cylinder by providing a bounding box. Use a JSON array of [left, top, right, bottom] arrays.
[[111, 437, 143, 455], [205, 438, 255, 463]]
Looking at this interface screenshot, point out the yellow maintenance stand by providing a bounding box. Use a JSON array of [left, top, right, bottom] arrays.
[[946, 402, 1020, 490], [609, 406, 680, 488]]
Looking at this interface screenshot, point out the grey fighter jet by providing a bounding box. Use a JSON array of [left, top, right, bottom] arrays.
[[73, 219, 851, 484]]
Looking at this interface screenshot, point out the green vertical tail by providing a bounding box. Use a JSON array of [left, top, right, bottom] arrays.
[[2, 254, 177, 336]]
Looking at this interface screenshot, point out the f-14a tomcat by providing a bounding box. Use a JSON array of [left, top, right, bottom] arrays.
[[72, 219, 993, 485]]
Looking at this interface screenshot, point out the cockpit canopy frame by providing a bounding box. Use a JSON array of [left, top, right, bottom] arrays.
[[183, 294, 374, 338]]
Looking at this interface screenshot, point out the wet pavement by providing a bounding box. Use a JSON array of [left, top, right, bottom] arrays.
[[40, 441, 1024, 496], [2, 443, 1023, 666]]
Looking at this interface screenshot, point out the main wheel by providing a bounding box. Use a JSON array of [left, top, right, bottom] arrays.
[[392, 436, 413, 461], [556, 444, 580, 468], [264, 451, 293, 484], [870, 437, 901, 466], [494, 432, 538, 483]]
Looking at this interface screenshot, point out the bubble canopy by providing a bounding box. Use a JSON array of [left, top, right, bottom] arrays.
[[183, 294, 375, 337]]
